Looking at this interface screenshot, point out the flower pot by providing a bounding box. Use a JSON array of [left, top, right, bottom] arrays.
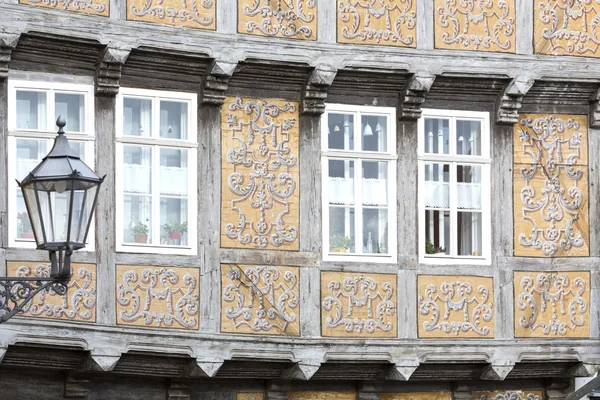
[[20, 232, 34, 239], [169, 231, 181, 240], [134, 234, 148, 244]]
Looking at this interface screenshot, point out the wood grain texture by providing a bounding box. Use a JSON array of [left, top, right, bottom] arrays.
[[514, 271, 590, 338], [472, 391, 542, 400], [7, 262, 96, 322], [380, 393, 452, 400], [434, 0, 516, 52], [237, 0, 317, 40], [19, 0, 108, 15], [127, 0, 215, 30], [289, 393, 356, 400]]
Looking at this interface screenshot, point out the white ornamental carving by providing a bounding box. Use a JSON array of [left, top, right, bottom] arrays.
[[242, 0, 316, 38], [26, 0, 106, 13], [130, 0, 214, 27]]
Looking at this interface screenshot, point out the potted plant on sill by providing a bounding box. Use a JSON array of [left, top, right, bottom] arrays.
[[162, 220, 187, 241], [330, 235, 351, 253], [17, 212, 34, 239], [425, 238, 446, 255], [132, 221, 149, 244]]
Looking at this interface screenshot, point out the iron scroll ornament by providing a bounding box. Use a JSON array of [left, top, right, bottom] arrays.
[[0, 277, 68, 323]]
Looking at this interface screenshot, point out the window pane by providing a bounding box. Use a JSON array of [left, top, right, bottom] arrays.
[[16, 139, 47, 180], [362, 161, 387, 206], [457, 211, 482, 256], [328, 159, 354, 205], [363, 208, 388, 254], [457, 120, 482, 156], [160, 198, 188, 246], [55, 93, 84, 132], [327, 113, 354, 150], [124, 195, 152, 244], [124, 97, 152, 137], [423, 118, 449, 154], [424, 209, 450, 256], [16, 91, 46, 130], [124, 146, 152, 195], [423, 163, 449, 208], [361, 115, 387, 152], [160, 101, 188, 140], [457, 165, 482, 210], [329, 206, 355, 253], [160, 148, 188, 196]]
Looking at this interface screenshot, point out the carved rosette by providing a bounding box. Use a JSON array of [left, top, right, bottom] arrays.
[[127, 0, 215, 29], [19, 0, 108, 15], [514, 271, 590, 338], [473, 391, 543, 400], [337, 0, 416, 47], [321, 272, 397, 337], [221, 96, 300, 250], [116, 265, 200, 329], [417, 275, 494, 338], [237, 0, 317, 40], [513, 114, 589, 257], [535, 0, 600, 56], [434, 0, 516, 52], [7, 262, 96, 322]]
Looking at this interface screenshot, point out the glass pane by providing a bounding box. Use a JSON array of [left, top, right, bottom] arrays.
[[362, 161, 387, 206], [457, 120, 482, 156], [160, 101, 188, 140], [124, 146, 152, 195], [35, 189, 71, 244], [361, 115, 387, 152], [457, 211, 482, 256], [17, 139, 47, 180], [457, 165, 482, 210], [363, 208, 388, 254], [22, 185, 44, 245], [328, 159, 354, 205], [73, 185, 98, 243], [423, 163, 449, 209], [424, 209, 450, 256], [69, 141, 86, 159], [124, 97, 152, 137], [55, 93, 84, 132], [16, 192, 34, 240], [124, 195, 152, 244], [160, 148, 188, 196], [16, 91, 46, 130], [329, 206, 355, 253], [423, 118, 449, 154], [160, 198, 188, 246], [327, 113, 354, 150]]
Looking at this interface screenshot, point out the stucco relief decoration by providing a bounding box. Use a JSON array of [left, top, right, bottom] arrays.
[[473, 391, 542, 400], [434, 0, 516, 52], [221, 264, 300, 335], [514, 271, 590, 338], [237, 394, 264, 400], [127, 0, 215, 29], [221, 96, 300, 251], [116, 265, 200, 329], [418, 275, 494, 338], [321, 272, 397, 337], [7, 262, 96, 322], [535, 0, 600, 56], [513, 114, 589, 257], [237, 0, 317, 40], [19, 0, 108, 16], [337, 0, 416, 46]]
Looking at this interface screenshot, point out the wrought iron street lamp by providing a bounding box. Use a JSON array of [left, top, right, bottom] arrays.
[[0, 116, 104, 323]]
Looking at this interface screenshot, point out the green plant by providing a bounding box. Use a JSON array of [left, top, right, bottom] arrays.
[[162, 220, 188, 234], [330, 235, 351, 249], [426, 237, 445, 254], [132, 220, 149, 235]]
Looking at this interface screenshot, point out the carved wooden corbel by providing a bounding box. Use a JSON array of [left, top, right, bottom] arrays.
[[590, 87, 600, 129], [398, 72, 435, 120], [0, 33, 20, 80], [200, 60, 237, 106], [95, 46, 131, 96], [496, 77, 535, 125], [301, 65, 337, 115]]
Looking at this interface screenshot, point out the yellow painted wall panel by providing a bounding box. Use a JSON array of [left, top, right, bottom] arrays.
[[126, 0, 215, 29], [237, 394, 264, 400], [472, 391, 542, 400], [289, 393, 356, 400], [19, 0, 108, 16], [237, 0, 317, 40], [380, 393, 451, 400], [221, 96, 300, 251], [514, 271, 590, 338]]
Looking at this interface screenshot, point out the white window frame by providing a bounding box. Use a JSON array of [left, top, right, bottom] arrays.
[[418, 109, 491, 265], [115, 87, 198, 255], [321, 104, 398, 263], [7, 79, 96, 250]]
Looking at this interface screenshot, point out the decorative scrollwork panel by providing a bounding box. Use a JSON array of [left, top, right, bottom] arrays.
[[418, 275, 494, 338], [321, 272, 397, 337], [127, 0, 215, 29], [7, 262, 96, 322], [337, 0, 416, 47], [513, 114, 589, 257], [289, 393, 357, 400], [514, 271, 590, 338], [535, 0, 600, 56], [473, 392, 542, 400], [237, 393, 264, 400], [434, 0, 516, 52], [238, 0, 317, 40], [380, 393, 451, 400], [116, 265, 200, 329], [221, 96, 300, 251], [19, 0, 108, 16]]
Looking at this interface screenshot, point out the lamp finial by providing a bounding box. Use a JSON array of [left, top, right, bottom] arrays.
[[56, 115, 66, 134]]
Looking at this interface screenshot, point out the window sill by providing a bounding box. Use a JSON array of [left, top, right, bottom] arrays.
[[324, 252, 397, 264], [117, 243, 197, 256], [420, 255, 491, 266]]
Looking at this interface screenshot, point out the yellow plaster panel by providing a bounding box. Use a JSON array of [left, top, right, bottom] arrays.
[[126, 0, 215, 30], [513, 114, 589, 257], [380, 393, 451, 400], [473, 391, 543, 400], [237, 0, 317, 40], [116, 265, 200, 329], [321, 272, 397, 337], [417, 275, 494, 338], [237, 394, 264, 400], [7, 262, 96, 322], [221, 264, 300, 335], [337, 0, 416, 47], [19, 0, 108, 16], [535, 1, 600, 57], [434, 0, 516, 52], [514, 271, 590, 338], [221, 96, 300, 251], [289, 393, 356, 400]]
